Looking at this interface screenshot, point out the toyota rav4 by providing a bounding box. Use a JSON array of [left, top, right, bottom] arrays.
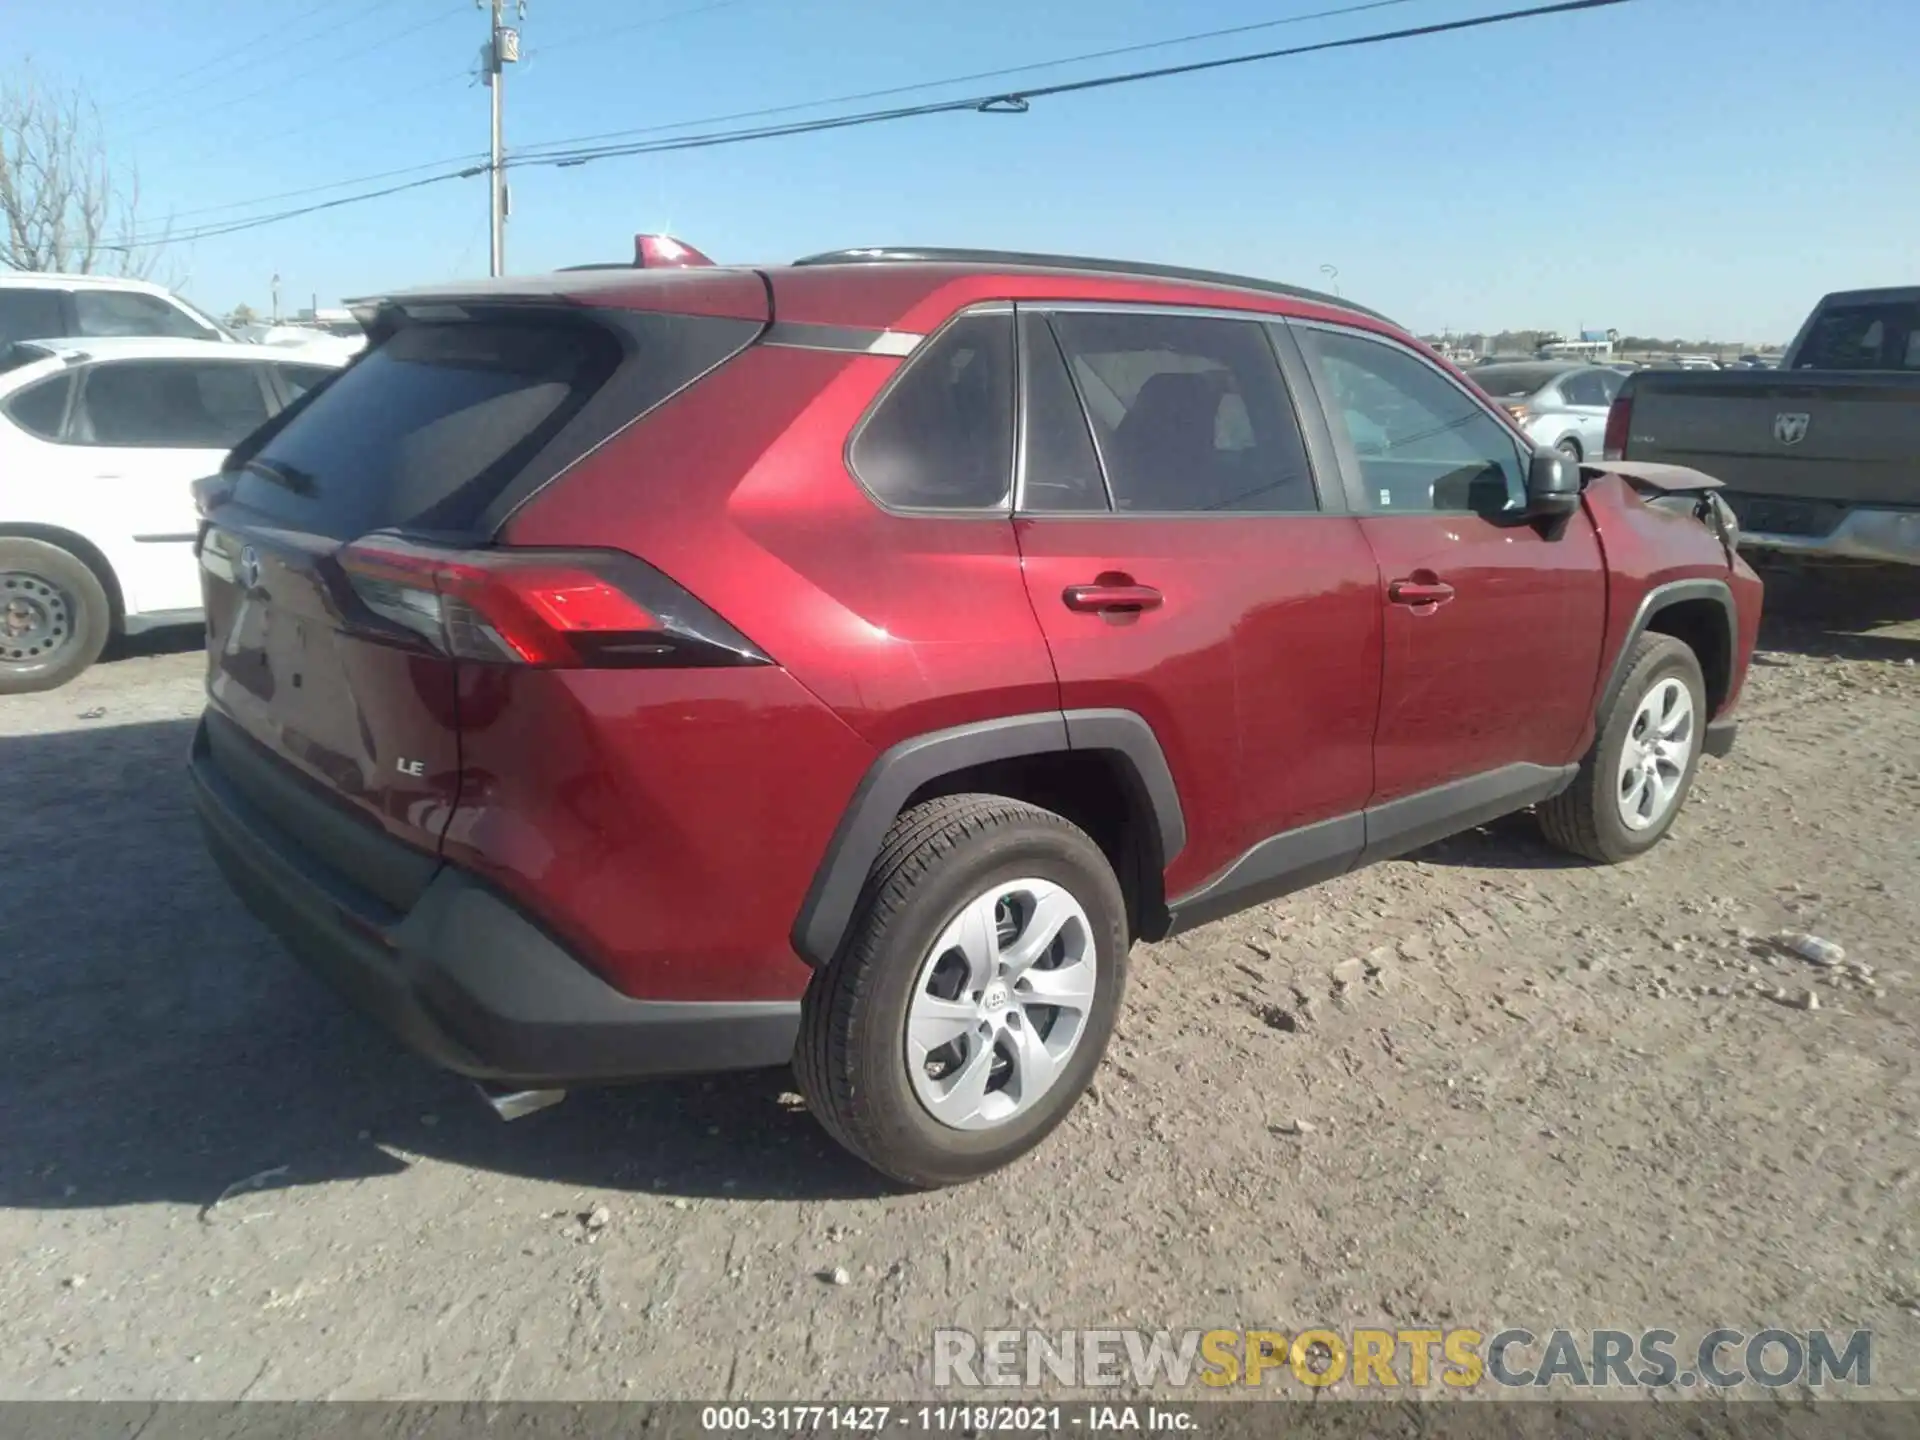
[[188, 244, 1761, 1187]]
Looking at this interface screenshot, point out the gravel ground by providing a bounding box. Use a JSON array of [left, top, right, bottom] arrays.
[[2, 563, 1918, 1402]]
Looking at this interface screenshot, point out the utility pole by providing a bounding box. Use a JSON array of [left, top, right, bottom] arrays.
[[482, 1, 522, 277]]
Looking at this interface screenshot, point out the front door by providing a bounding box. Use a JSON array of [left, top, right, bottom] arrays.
[[1287, 322, 1606, 828], [1011, 306, 1382, 909], [71, 357, 276, 615]]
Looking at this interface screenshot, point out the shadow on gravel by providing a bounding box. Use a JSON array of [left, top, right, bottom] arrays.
[[1751, 559, 1920, 663], [1405, 809, 1588, 872], [0, 718, 893, 1215], [100, 623, 206, 665]]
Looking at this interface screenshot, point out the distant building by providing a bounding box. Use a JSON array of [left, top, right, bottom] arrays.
[[1540, 331, 1615, 362]]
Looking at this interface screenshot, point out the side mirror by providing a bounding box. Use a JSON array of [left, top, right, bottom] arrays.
[[1526, 449, 1582, 517]]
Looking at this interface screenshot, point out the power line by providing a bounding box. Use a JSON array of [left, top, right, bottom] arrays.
[[125, 169, 488, 249], [106, 0, 378, 114], [517, 0, 1642, 170], [529, 0, 762, 55], [512, 0, 1433, 159], [137, 0, 1441, 232], [131, 3, 472, 139], [153, 88, 485, 222], [122, 0, 1642, 250]]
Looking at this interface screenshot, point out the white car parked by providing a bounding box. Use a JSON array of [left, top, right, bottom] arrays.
[[0, 272, 236, 348], [0, 337, 345, 692]]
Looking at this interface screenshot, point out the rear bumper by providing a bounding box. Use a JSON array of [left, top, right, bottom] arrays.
[[1739, 507, 1920, 566], [188, 717, 799, 1086]]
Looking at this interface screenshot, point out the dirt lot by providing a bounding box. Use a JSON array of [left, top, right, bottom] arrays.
[[2, 563, 1918, 1402]]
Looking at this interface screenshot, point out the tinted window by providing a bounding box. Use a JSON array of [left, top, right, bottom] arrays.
[[0, 289, 68, 346], [277, 363, 337, 399], [1471, 364, 1569, 399], [1559, 370, 1612, 407], [1793, 300, 1920, 371], [77, 360, 271, 448], [231, 313, 643, 538], [73, 289, 218, 340], [5, 374, 73, 440], [850, 312, 1014, 510], [1048, 312, 1316, 513], [1299, 327, 1526, 515], [1018, 313, 1106, 511]]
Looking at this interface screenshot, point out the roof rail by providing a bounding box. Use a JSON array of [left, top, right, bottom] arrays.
[[791, 247, 1390, 324]]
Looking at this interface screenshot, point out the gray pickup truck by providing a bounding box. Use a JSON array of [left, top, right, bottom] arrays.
[[1607, 287, 1919, 565]]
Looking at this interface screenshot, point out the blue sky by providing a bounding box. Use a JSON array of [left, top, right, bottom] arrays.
[[13, 0, 1916, 341]]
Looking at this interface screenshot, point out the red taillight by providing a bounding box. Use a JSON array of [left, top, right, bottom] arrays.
[[1603, 394, 1633, 460], [337, 537, 767, 669]]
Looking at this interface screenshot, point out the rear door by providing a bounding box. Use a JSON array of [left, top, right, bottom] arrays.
[[1558, 368, 1618, 456], [1288, 321, 1606, 820], [70, 357, 275, 614], [1012, 305, 1381, 908], [198, 295, 766, 862]]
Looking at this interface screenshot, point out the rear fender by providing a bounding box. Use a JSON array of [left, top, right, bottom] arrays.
[[790, 709, 1184, 967]]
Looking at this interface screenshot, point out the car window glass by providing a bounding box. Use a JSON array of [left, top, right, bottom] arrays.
[[73, 290, 215, 341], [78, 361, 271, 448], [277, 363, 337, 400], [5, 374, 74, 439], [0, 289, 69, 346], [1018, 314, 1107, 511], [1560, 371, 1608, 407], [1299, 326, 1526, 515], [849, 312, 1014, 510], [1047, 311, 1317, 513], [1793, 301, 1920, 371]]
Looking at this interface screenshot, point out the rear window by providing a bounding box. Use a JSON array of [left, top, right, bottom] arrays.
[[1793, 300, 1920, 372], [229, 309, 753, 538], [849, 312, 1015, 511], [5, 373, 72, 439], [0, 289, 66, 347], [1469, 364, 1569, 398]]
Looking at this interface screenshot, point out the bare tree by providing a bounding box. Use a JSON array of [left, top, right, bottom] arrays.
[[0, 64, 173, 278]]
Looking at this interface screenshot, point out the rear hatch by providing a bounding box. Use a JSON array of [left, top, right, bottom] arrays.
[[196, 273, 768, 903]]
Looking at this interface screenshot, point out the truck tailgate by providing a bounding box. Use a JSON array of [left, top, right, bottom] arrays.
[[1627, 372, 1920, 508]]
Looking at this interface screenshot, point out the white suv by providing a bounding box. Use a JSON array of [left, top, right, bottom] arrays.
[[0, 337, 345, 692], [0, 273, 234, 349]]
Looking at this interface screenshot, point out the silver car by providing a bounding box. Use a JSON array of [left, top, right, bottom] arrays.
[[1470, 362, 1624, 462]]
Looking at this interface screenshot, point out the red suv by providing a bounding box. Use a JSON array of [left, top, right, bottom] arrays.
[[188, 245, 1761, 1186]]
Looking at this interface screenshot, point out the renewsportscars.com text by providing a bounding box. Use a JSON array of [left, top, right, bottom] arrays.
[[932, 1327, 1872, 1391]]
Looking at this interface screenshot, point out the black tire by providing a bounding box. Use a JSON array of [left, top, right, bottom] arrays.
[[1537, 633, 1707, 864], [795, 794, 1129, 1188], [1556, 437, 1584, 462], [0, 539, 113, 695]]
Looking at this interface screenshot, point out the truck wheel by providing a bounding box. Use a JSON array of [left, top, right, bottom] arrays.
[[0, 539, 112, 695], [1538, 633, 1707, 864], [796, 794, 1128, 1188]]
